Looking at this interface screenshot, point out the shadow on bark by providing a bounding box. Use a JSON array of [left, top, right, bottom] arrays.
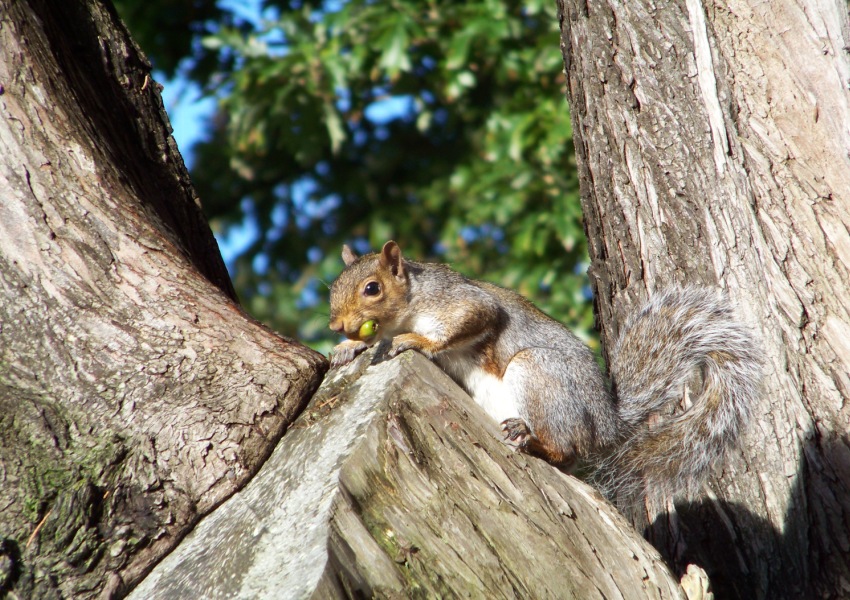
[[647, 435, 850, 600]]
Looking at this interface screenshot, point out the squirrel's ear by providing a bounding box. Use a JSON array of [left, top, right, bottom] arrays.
[[380, 240, 405, 278], [341, 244, 357, 266]]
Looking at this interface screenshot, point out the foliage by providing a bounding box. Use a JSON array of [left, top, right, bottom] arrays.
[[113, 0, 242, 80], [116, 0, 591, 355]]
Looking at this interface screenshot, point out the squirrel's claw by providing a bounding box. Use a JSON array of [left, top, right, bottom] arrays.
[[501, 418, 532, 448], [330, 340, 368, 369], [387, 341, 413, 359], [387, 336, 427, 359]]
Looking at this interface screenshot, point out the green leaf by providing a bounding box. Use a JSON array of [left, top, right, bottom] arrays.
[[378, 19, 412, 76], [322, 101, 346, 154]]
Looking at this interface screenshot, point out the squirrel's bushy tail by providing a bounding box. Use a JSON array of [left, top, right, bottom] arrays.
[[594, 287, 764, 502]]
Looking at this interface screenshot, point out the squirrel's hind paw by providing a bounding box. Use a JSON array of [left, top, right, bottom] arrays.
[[501, 418, 532, 449], [501, 418, 578, 471]]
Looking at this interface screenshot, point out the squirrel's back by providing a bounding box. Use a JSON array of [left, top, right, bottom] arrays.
[[402, 260, 594, 359]]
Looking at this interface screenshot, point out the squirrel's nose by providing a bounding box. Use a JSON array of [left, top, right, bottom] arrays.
[[329, 319, 344, 333]]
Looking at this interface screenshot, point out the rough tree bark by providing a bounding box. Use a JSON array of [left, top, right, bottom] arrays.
[[558, 0, 850, 598], [129, 349, 688, 600], [0, 0, 326, 598]]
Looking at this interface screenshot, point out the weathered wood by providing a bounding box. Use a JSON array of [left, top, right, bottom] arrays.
[[557, 0, 850, 597], [131, 349, 686, 600], [0, 0, 327, 597]]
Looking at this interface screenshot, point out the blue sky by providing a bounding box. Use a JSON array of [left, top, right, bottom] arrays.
[[160, 76, 260, 268], [157, 0, 267, 267], [160, 80, 213, 169]]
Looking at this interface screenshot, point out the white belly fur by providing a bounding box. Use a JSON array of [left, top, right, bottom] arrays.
[[436, 352, 521, 425]]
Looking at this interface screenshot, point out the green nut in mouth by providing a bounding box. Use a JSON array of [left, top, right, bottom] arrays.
[[359, 319, 378, 339]]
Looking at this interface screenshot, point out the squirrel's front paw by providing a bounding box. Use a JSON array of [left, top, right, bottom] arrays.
[[501, 418, 532, 449], [387, 340, 414, 359], [387, 333, 430, 359], [330, 340, 368, 368]]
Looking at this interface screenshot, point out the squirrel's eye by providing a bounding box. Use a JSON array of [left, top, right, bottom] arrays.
[[363, 281, 381, 296]]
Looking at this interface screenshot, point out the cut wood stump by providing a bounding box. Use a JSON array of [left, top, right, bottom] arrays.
[[130, 349, 685, 599]]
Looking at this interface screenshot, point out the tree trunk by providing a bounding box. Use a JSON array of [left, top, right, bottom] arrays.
[[557, 0, 850, 597], [0, 0, 327, 598], [129, 350, 687, 600]]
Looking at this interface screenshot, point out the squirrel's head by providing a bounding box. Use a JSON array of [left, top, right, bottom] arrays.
[[328, 240, 409, 342]]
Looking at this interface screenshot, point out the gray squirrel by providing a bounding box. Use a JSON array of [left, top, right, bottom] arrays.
[[329, 241, 763, 503]]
